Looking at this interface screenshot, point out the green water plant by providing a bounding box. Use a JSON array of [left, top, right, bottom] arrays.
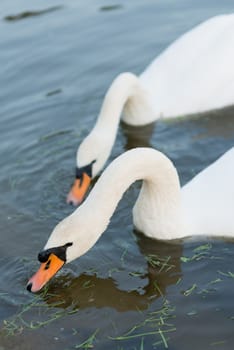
[[110, 295, 176, 349], [1, 287, 78, 336], [75, 329, 99, 349]]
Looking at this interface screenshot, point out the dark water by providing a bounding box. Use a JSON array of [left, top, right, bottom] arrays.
[[1, 0, 234, 349]]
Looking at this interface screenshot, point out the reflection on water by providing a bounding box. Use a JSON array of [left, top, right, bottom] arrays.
[[43, 233, 182, 312], [121, 121, 156, 149], [191, 105, 234, 139], [121, 105, 234, 154]]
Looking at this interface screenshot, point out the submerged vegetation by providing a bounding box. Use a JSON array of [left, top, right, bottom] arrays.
[[75, 329, 99, 349], [0, 241, 233, 349], [110, 297, 176, 349], [1, 287, 78, 336], [146, 254, 176, 273]]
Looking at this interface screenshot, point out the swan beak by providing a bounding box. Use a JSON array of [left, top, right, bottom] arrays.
[[26, 253, 64, 293], [66, 173, 91, 206]]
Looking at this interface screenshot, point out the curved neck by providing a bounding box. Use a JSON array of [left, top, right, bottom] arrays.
[[46, 148, 186, 263], [96, 72, 154, 130], [78, 148, 185, 241], [77, 73, 156, 176]]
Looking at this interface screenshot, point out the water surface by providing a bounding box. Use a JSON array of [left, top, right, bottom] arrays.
[[1, 0, 234, 349]]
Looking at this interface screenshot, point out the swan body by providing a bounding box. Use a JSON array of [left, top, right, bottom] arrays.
[[181, 147, 234, 234], [68, 14, 234, 205], [28, 147, 234, 292], [139, 14, 234, 120]]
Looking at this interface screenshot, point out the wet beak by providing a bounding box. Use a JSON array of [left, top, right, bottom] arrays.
[[66, 173, 91, 206], [26, 253, 65, 293]]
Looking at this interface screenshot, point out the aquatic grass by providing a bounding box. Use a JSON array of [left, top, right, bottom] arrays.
[[75, 329, 99, 349], [81, 280, 95, 289], [145, 254, 175, 273], [193, 243, 212, 252], [129, 271, 145, 277], [2, 302, 67, 336], [110, 298, 176, 348], [182, 284, 197, 296], [158, 328, 169, 348], [1, 287, 79, 336], [181, 252, 206, 263], [4, 309, 65, 332], [153, 336, 171, 348], [108, 267, 121, 277], [210, 340, 227, 346], [218, 270, 234, 278], [180, 243, 215, 263], [140, 337, 144, 350], [186, 310, 198, 316], [183, 275, 224, 297], [198, 278, 222, 295], [110, 328, 176, 343], [208, 278, 222, 285], [153, 282, 163, 297], [110, 328, 176, 340]]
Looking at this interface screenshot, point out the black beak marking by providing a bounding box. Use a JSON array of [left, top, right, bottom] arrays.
[[27, 282, 32, 292], [44, 259, 51, 270], [38, 242, 73, 263]]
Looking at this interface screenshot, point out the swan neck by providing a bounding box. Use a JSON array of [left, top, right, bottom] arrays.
[[46, 149, 185, 263], [77, 73, 148, 176], [80, 148, 184, 240], [96, 73, 144, 130]]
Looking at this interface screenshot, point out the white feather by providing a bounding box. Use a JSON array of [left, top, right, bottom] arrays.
[[77, 14, 234, 176], [46, 148, 234, 263]]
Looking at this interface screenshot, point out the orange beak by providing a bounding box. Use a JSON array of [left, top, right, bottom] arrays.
[[66, 173, 91, 206], [27, 253, 65, 293]]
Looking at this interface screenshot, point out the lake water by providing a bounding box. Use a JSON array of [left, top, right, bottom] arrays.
[[1, 0, 234, 349]]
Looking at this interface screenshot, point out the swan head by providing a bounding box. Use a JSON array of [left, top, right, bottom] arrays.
[[26, 222, 87, 293], [66, 129, 115, 206], [26, 215, 80, 293], [26, 242, 73, 293], [66, 161, 95, 206], [27, 207, 107, 292]]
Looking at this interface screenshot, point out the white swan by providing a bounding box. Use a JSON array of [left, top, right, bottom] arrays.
[[67, 14, 234, 205], [28, 147, 234, 292]]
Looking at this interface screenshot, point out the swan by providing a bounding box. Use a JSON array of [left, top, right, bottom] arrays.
[[28, 147, 234, 292], [67, 14, 234, 205]]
